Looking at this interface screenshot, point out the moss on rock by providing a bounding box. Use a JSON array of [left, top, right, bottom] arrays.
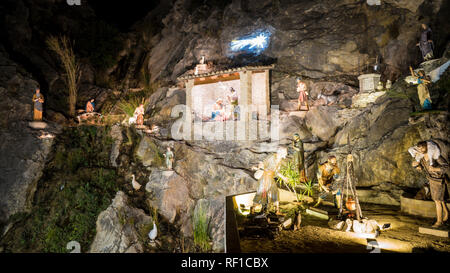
[[1, 126, 119, 253]]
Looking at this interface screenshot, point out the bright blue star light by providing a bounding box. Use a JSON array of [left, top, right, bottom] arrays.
[[230, 31, 271, 55]]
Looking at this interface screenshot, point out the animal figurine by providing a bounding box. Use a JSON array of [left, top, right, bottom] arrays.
[[385, 80, 392, 89], [317, 91, 338, 105], [128, 116, 137, 125], [404, 75, 419, 85], [376, 81, 384, 91], [148, 222, 158, 242], [131, 174, 141, 191]]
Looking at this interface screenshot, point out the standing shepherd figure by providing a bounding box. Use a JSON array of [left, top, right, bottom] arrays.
[[164, 146, 174, 170], [409, 140, 449, 227], [416, 24, 434, 61], [292, 133, 307, 183], [409, 66, 432, 110], [32, 88, 44, 121], [85, 98, 95, 113], [134, 104, 145, 126], [227, 87, 240, 120], [252, 147, 288, 215], [296, 77, 309, 111]]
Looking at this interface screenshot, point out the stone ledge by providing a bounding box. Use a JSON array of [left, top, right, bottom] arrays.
[[28, 121, 47, 130], [401, 194, 450, 218], [419, 226, 449, 238]]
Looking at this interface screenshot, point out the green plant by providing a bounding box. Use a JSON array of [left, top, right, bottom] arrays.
[[301, 179, 314, 198], [138, 220, 155, 245], [276, 161, 300, 190], [140, 64, 160, 98], [46, 35, 81, 117], [409, 109, 445, 116], [147, 140, 165, 167], [151, 207, 159, 227], [1, 126, 119, 253], [386, 88, 409, 99], [193, 202, 211, 252], [117, 96, 145, 118]]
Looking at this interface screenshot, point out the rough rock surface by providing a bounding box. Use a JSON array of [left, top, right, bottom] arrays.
[[146, 170, 194, 235], [0, 0, 449, 253], [138, 0, 448, 85], [331, 96, 448, 190], [90, 191, 153, 253], [109, 124, 123, 167], [0, 124, 56, 223], [0, 46, 60, 223], [305, 106, 340, 142], [138, 137, 264, 251]]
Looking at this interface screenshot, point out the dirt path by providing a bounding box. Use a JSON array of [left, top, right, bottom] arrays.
[[240, 204, 450, 253]]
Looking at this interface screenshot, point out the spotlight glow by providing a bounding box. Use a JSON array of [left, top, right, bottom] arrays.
[[230, 31, 271, 55], [234, 192, 257, 216]]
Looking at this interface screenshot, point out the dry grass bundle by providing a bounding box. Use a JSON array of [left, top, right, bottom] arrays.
[[47, 35, 81, 117]]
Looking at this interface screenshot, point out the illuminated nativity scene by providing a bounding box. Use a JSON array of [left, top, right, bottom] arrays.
[[0, 0, 449, 258]]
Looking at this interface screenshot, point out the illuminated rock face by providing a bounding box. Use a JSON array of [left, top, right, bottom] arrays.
[[146, 170, 194, 229], [140, 0, 448, 84], [0, 0, 448, 253], [90, 191, 153, 253], [305, 106, 340, 141], [136, 137, 267, 252], [366, 0, 381, 6], [351, 91, 386, 108]]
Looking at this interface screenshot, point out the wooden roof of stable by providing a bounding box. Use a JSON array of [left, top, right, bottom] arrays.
[[177, 64, 275, 81]]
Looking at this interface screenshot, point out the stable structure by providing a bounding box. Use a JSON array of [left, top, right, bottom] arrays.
[[178, 65, 274, 121]]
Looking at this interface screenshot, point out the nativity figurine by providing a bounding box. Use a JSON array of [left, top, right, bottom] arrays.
[[409, 140, 449, 227], [296, 77, 309, 111], [252, 147, 288, 215], [32, 88, 44, 121]]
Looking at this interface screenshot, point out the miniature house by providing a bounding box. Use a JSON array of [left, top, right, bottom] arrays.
[[178, 65, 274, 121], [352, 73, 385, 108], [357, 73, 381, 93]]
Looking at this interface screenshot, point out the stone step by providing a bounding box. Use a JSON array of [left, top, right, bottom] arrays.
[[418, 226, 449, 238], [288, 111, 307, 119], [309, 207, 329, 215], [28, 121, 47, 130], [306, 208, 329, 220]]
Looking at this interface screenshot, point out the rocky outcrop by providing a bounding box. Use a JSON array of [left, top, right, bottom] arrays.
[[135, 136, 266, 251], [136, 136, 164, 167], [0, 45, 60, 223], [0, 0, 448, 253], [90, 191, 153, 253], [146, 170, 194, 235], [331, 96, 442, 189], [305, 106, 340, 142], [138, 0, 448, 85], [109, 124, 123, 167], [0, 124, 56, 223]]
